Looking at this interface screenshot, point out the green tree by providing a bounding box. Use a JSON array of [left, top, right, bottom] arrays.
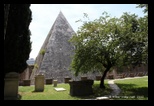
[[119, 12, 148, 66], [4, 4, 32, 78], [136, 4, 148, 14], [69, 11, 148, 88]]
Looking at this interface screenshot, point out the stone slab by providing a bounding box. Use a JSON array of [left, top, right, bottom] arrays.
[[96, 97, 110, 100], [54, 88, 66, 91]]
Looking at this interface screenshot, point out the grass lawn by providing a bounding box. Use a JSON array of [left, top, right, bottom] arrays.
[[114, 76, 148, 100], [18, 80, 111, 100], [18, 76, 148, 100]]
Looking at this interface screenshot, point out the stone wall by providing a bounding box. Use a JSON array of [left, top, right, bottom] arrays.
[[19, 65, 33, 85]]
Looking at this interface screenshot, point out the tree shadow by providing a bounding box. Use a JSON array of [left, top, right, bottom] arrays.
[[16, 94, 22, 100], [116, 83, 148, 98], [31, 90, 44, 93]]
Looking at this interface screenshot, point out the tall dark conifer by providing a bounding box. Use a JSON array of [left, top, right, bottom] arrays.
[[4, 4, 32, 78]]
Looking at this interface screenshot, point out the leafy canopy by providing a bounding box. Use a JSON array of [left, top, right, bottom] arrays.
[[69, 11, 148, 76]]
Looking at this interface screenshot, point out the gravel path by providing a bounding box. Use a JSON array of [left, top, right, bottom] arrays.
[[108, 80, 121, 96]]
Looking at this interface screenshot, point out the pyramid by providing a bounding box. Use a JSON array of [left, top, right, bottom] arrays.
[[30, 11, 101, 84], [30, 11, 76, 83]]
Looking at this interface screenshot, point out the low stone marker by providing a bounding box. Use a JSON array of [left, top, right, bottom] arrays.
[[138, 72, 144, 76], [96, 96, 110, 100], [46, 78, 53, 85], [64, 77, 71, 83], [4, 72, 19, 100], [129, 73, 134, 77], [96, 76, 102, 81], [116, 73, 125, 79], [108, 74, 114, 79], [35, 74, 44, 92], [53, 80, 58, 87], [81, 76, 87, 80], [54, 88, 66, 91], [69, 80, 94, 96], [23, 79, 31, 86], [19, 80, 23, 86]]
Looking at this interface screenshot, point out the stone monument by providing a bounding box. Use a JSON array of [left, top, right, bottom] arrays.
[[4, 72, 19, 100]]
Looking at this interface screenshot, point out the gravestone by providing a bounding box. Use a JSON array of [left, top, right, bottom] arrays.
[[35, 74, 44, 92], [138, 72, 144, 76], [23, 79, 31, 86], [108, 74, 114, 79], [81, 76, 87, 80], [53, 80, 58, 87], [4, 72, 19, 100], [69, 80, 94, 96], [96, 75, 102, 81], [46, 78, 53, 85], [129, 73, 134, 77], [64, 77, 71, 83]]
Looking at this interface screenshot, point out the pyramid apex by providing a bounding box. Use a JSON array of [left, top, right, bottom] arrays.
[[58, 11, 64, 16], [59, 10, 62, 13]]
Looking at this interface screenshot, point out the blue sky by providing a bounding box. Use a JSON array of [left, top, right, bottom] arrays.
[[29, 4, 145, 59]]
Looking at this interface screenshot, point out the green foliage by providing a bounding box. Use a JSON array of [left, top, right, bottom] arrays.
[[4, 4, 32, 76], [119, 12, 148, 66], [136, 4, 148, 14], [69, 11, 148, 76], [34, 64, 39, 69], [40, 49, 46, 55]]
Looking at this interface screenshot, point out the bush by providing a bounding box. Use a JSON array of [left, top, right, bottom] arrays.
[[40, 49, 45, 55], [34, 64, 39, 69]]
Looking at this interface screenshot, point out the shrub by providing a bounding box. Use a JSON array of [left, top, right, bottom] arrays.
[[34, 64, 39, 69], [40, 49, 45, 55]]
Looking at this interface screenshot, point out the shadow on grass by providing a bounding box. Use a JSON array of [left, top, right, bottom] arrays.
[[4, 94, 22, 100], [116, 83, 148, 98], [16, 94, 22, 100], [31, 90, 44, 93]]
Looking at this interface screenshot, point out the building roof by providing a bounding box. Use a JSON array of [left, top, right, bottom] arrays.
[[26, 58, 35, 66]]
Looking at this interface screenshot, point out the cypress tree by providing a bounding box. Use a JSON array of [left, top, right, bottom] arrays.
[[4, 4, 32, 78]]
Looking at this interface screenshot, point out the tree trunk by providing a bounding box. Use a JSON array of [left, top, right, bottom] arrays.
[[100, 66, 111, 89]]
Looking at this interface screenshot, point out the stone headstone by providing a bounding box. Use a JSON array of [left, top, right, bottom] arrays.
[[4, 72, 19, 100], [53, 80, 58, 87], [35, 75, 44, 92], [95, 75, 102, 81], [64, 77, 71, 83], [81, 76, 87, 80], [46, 78, 53, 85], [69, 80, 94, 96], [23, 79, 31, 86]]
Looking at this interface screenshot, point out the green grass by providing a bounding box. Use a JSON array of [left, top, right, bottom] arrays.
[[114, 76, 148, 100], [18, 80, 111, 100], [18, 77, 148, 100]]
